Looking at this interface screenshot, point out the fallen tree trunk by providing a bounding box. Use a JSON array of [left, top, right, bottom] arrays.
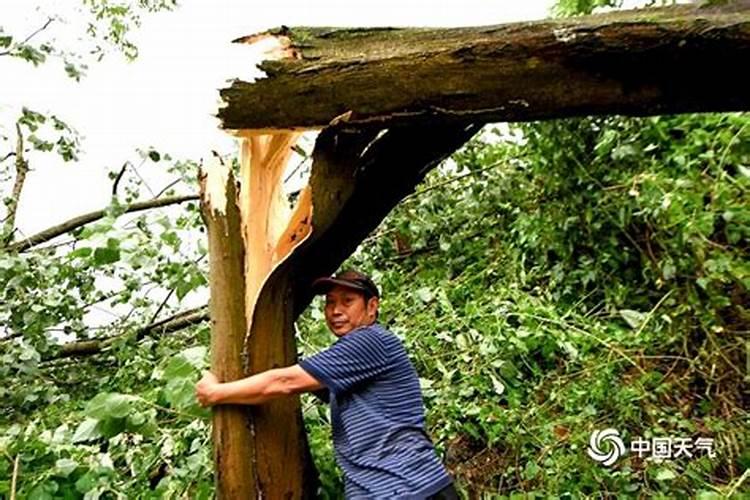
[[218, 1, 750, 131], [5, 194, 198, 253]]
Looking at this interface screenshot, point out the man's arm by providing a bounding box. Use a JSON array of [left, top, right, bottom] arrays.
[[196, 364, 324, 406]]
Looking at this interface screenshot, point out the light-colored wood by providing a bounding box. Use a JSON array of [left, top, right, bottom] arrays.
[[238, 132, 313, 328]]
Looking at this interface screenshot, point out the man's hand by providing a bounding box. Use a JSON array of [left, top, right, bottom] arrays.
[[195, 370, 220, 407]]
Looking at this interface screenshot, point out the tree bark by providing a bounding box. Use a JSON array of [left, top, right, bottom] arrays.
[[198, 156, 256, 500], [2, 124, 29, 245], [218, 1, 750, 131]]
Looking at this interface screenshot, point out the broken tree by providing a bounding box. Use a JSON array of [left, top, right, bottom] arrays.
[[198, 1, 750, 498]]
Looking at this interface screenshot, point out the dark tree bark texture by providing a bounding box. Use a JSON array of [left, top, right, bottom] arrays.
[[218, 1, 750, 131]]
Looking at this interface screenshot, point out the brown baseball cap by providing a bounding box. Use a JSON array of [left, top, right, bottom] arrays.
[[311, 269, 380, 298]]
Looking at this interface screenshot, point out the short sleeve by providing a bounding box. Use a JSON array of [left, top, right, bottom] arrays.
[[298, 327, 392, 396]]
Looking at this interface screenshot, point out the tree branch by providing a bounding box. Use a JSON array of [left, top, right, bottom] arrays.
[[47, 305, 208, 360], [0, 152, 16, 163], [0, 17, 54, 57], [4, 193, 198, 253], [111, 162, 128, 197], [2, 124, 29, 245]]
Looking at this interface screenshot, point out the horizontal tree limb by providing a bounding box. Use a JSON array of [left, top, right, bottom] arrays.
[[46, 305, 208, 360], [4, 194, 198, 253], [218, 1, 750, 131]]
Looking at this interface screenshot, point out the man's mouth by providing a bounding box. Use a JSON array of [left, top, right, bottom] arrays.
[[332, 321, 347, 328]]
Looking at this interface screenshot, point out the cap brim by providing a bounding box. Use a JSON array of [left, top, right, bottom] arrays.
[[311, 277, 369, 295]]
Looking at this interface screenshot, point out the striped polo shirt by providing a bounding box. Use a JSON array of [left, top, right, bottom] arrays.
[[299, 322, 452, 499]]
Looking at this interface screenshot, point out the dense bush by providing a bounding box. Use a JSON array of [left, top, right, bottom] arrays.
[[2, 114, 746, 498], [299, 113, 749, 498]]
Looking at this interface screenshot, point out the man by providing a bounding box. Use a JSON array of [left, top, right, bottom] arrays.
[[195, 269, 459, 499]]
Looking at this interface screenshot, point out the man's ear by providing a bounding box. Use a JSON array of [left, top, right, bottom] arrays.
[[367, 296, 379, 318]]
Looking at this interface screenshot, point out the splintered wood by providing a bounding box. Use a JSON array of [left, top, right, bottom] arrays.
[[237, 132, 314, 334], [198, 132, 318, 499]]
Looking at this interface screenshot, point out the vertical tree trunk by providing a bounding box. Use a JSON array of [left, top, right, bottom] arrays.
[[236, 133, 320, 498], [200, 138, 320, 498], [198, 155, 256, 499], [199, 123, 479, 498]]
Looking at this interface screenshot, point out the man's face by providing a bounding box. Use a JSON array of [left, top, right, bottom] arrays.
[[324, 285, 379, 336]]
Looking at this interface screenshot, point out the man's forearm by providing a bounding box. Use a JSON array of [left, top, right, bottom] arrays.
[[209, 369, 283, 405], [199, 364, 321, 406]]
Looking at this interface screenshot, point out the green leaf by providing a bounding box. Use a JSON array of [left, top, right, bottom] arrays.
[[15, 44, 46, 65], [163, 356, 194, 381], [93, 247, 120, 266], [75, 472, 98, 494], [523, 461, 540, 480], [165, 377, 196, 410], [416, 287, 433, 303], [611, 144, 638, 160], [84, 392, 137, 419], [69, 247, 93, 259], [619, 309, 644, 329], [180, 346, 207, 368], [54, 458, 78, 477], [490, 374, 505, 395], [97, 417, 126, 438], [695, 491, 722, 500], [654, 467, 676, 481], [71, 418, 102, 443], [0, 35, 12, 48], [28, 481, 57, 500]]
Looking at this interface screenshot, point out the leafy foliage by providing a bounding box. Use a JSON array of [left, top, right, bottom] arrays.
[[297, 113, 748, 498], [1, 1, 178, 79], [1, 2, 747, 497], [2, 112, 746, 498]]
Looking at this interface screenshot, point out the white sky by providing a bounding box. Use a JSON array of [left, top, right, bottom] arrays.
[[2, 0, 556, 334]]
